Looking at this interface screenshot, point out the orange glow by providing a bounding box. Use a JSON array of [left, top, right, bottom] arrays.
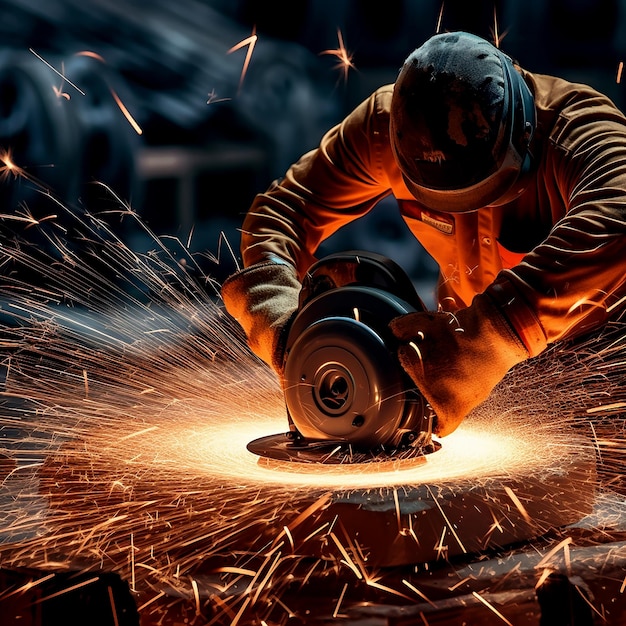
[[76, 50, 106, 63], [436, 3, 445, 33], [0, 149, 19, 181], [227, 27, 258, 94], [110, 88, 143, 135], [320, 29, 355, 82]]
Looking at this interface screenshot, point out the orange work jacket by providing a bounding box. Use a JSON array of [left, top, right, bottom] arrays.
[[239, 68, 626, 357]]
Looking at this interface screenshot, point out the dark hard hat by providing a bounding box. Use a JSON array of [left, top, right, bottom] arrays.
[[390, 31, 535, 212]]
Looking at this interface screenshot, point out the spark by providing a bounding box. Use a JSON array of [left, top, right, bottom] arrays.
[[282, 525, 294, 551], [607, 293, 626, 313], [0, 149, 21, 182], [492, 6, 501, 48], [587, 402, 626, 414], [503, 485, 532, 524], [392, 488, 402, 533], [119, 426, 160, 441], [320, 29, 356, 82], [251, 552, 282, 605], [408, 341, 425, 375], [227, 27, 258, 94], [618, 61, 624, 84], [0, 148, 44, 188], [436, 2, 445, 33], [434, 526, 448, 560], [535, 568, 553, 589], [330, 532, 363, 579], [448, 576, 472, 592], [29, 48, 86, 95], [488, 508, 504, 534], [130, 534, 136, 592], [110, 88, 143, 135], [490, 6, 510, 49], [332, 582, 348, 618], [191, 577, 201, 615], [1, 573, 55, 599], [76, 50, 106, 63], [36, 577, 101, 603], [567, 296, 606, 314], [589, 421, 603, 464], [427, 485, 467, 554], [365, 579, 412, 600], [535, 537, 574, 569], [206, 88, 231, 105], [0, 191, 623, 623], [107, 585, 120, 626], [71, 50, 143, 134], [230, 596, 251, 626], [52, 87, 70, 101], [575, 583, 606, 620], [471, 591, 514, 625], [402, 579, 436, 606]]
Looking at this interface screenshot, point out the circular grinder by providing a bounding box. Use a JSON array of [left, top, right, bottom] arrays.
[[247, 251, 439, 464]]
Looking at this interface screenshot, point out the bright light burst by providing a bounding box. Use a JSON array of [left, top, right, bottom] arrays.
[[320, 29, 356, 83], [0, 188, 624, 622]]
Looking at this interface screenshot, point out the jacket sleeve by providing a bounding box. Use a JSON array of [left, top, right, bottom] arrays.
[[239, 87, 395, 276], [487, 90, 626, 355]]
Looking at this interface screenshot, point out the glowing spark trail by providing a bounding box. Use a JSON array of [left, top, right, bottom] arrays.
[[320, 29, 356, 82], [110, 89, 143, 135], [436, 2, 445, 34], [29, 48, 86, 95], [471, 591, 514, 625], [227, 28, 258, 94], [0, 185, 623, 623]]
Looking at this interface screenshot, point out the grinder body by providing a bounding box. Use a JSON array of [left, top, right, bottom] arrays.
[[281, 251, 435, 452]]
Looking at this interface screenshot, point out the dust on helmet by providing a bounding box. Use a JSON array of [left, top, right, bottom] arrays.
[[390, 31, 535, 213]]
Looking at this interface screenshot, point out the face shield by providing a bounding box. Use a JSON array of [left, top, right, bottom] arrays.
[[390, 32, 535, 213]]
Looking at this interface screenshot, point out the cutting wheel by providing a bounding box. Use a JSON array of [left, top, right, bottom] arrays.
[[246, 431, 441, 465]]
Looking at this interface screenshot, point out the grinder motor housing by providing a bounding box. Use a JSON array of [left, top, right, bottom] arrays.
[[281, 250, 436, 451]]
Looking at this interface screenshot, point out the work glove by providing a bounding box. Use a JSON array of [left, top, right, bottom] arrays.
[[221, 259, 301, 374], [389, 293, 529, 437]]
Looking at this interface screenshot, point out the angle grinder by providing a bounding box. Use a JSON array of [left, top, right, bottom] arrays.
[[247, 251, 439, 464]]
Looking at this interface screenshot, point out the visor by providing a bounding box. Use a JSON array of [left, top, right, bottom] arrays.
[[391, 41, 535, 213]]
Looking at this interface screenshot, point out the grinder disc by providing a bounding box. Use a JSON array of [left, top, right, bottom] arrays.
[[246, 431, 441, 465]]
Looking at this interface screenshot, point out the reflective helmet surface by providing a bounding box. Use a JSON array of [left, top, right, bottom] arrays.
[[390, 31, 535, 213]]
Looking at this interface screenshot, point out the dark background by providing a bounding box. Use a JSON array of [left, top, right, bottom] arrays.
[[0, 0, 624, 293]]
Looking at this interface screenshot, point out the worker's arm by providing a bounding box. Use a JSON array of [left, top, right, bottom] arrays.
[[392, 86, 626, 437], [221, 87, 394, 371], [489, 119, 626, 353]]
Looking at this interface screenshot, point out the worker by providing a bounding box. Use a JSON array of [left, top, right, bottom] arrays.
[[221, 31, 626, 437]]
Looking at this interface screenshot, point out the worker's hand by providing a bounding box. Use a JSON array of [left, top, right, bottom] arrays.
[[221, 258, 301, 374], [389, 293, 529, 436]]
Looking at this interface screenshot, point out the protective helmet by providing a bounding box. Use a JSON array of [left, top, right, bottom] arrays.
[[390, 32, 535, 212]]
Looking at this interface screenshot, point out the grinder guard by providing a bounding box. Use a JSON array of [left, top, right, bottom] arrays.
[[258, 251, 437, 462]]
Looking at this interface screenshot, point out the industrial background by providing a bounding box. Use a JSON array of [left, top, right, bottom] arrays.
[[0, 1, 626, 625], [2, 0, 625, 291]]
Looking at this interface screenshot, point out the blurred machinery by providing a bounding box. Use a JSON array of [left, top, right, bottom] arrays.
[[0, 0, 623, 285], [0, 0, 343, 281]]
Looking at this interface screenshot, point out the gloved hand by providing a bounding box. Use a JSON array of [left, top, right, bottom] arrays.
[[221, 259, 301, 374], [389, 293, 529, 436]]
